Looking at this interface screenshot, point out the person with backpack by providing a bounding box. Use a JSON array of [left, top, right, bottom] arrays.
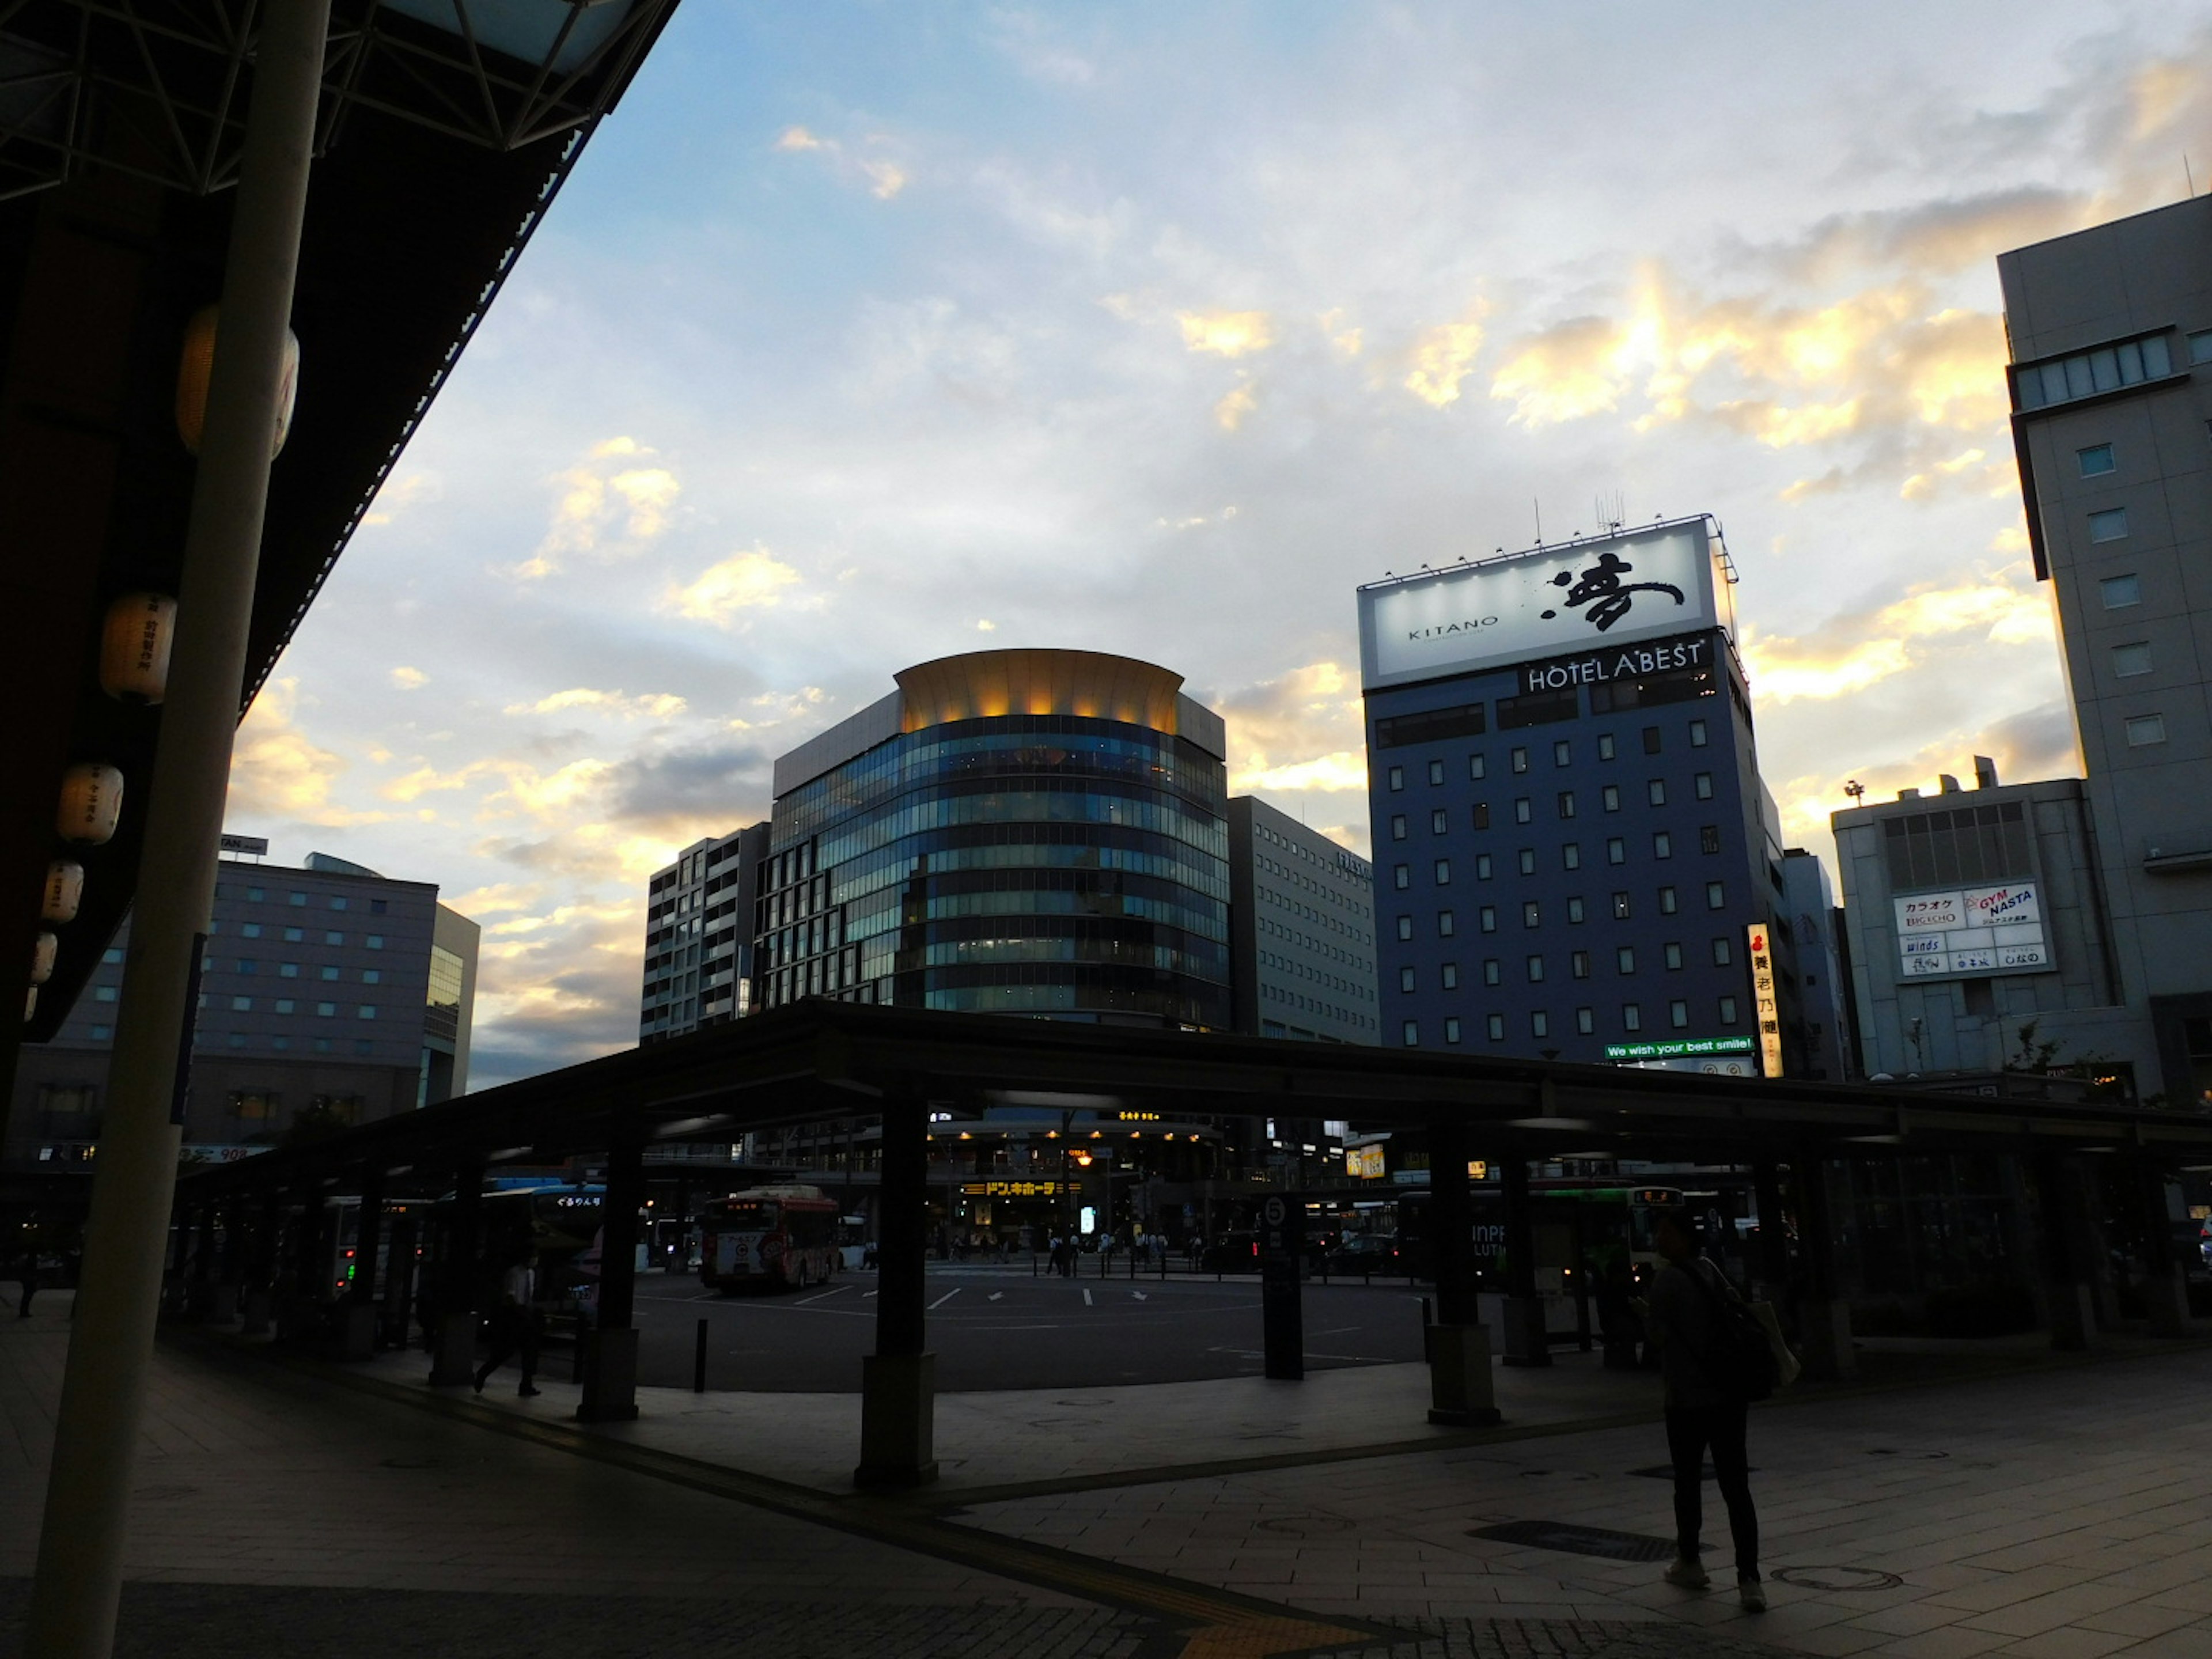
[[1647, 1205, 1769, 1612]]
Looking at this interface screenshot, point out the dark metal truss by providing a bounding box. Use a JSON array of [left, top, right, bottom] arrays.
[[0, 0, 672, 200]]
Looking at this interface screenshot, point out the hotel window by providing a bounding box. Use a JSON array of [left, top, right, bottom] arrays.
[[321, 966, 340, 982], [1713, 937, 1733, 966], [1671, 999, 1690, 1029], [1700, 824, 1722, 854], [1602, 785, 1621, 812], [2125, 714, 2167, 747], [1391, 815, 1408, 841], [1483, 959, 1502, 986], [1612, 892, 1631, 920], [1562, 843, 1581, 871], [1530, 1010, 1549, 1038], [1475, 854, 1493, 879], [1472, 803, 1491, 830], [1617, 946, 1635, 974], [240, 923, 262, 940], [1694, 772, 1714, 800], [1647, 779, 1666, 806], [2088, 507, 2128, 543], [1486, 1013, 1505, 1041], [1720, 996, 1739, 1024], [1513, 798, 1532, 824], [1444, 1017, 1461, 1044], [2012, 331, 2172, 408], [1441, 962, 1460, 989], [1706, 880, 1727, 909], [2192, 329, 2212, 365], [1653, 831, 1672, 858], [1388, 766, 1404, 791], [2077, 442, 2115, 476], [356, 1005, 377, 1020], [289, 891, 306, 906], [1428, 759, 1445, 785], [1522, 901, 1540, 928], [1571, 950, 1590, 979], [279, 963, 299, 978], [1468, 754, 1486, 780], [1688, 719, 1707, 748], [316, 1002, 336, 1017], [1511, 747, 1529, 773], [1396, 916, 1413, 941], [1642, 726, 1662, 755], [1527, 954, 1545, 982], [370, 899, 388, 915], [1664, 942, 1683, 969], [1517, 849, 1536, 876], [324, 931, 344, 945], [275, 999, 295, 1014], [1566, 896, 1585, 923], [1431, 808, 1449, 834], [1557, 790, 1575, 819], [1394, 865, 1410, 889], [329, 896, 348, 911], [1607, 837, 1626, 865], [1400, 967, 1416, 993], [284, 927, 304, 942], [1553, 740, 1571, 766], [2101, 573, 2140, 608], [1402, 1021, 1419, 1047], [245, 885, 266, 902], [1575, 1006, 1594, 1035], [2112, 643, 2152, 678], [235, 958, 257, 974], [362, 969, 381, 985], [1438, 910, 1456, 937], [1622, 1003, 1642, 1032], [1658, 885, 1679, 914], [230, 995, 252, 1012], [1597, 733, 1616, 761]]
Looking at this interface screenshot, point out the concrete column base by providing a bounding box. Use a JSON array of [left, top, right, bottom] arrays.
[[2046, 1279, 2094, 1351], [1498, 1294, 1551, 1368], [240, 1289, 272, 1337], [1797, 1297, 1857, 1380], [577, 1328, 640, 1422], [1426, 1323, 1501, 1426], [335, 1302, 378, 1361], [428, 1310, 479, 1386], [854, 1352, 940, 1490], [2146, 1266, 2192, 1338], [209, 1283, 241, 1324]]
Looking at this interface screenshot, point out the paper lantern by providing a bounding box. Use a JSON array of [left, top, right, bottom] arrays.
[[100, 592, 178, 703], [56, 763, 124, 845], [31, 932, 55, 986], [22, 987, 35, 1024], [42, 861, 83, 924], [176, 304, 301, 457]]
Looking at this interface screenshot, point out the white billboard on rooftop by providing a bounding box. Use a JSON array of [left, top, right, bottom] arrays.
[[1357, 517, 1735, 691]]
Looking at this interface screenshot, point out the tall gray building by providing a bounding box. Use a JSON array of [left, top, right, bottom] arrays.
[[10, 847, 479, 1166], [1835, 196, 2212, 1107], [639, 823, 770, 1045], [1226, 796, 1378, 1043]]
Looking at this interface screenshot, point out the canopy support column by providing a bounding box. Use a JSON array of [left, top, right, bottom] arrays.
[[1498, 1153, 1548, 1367], [1425, 1115, 1497, 1425], [856, 1095, 937, 1489], [1794, 1152, 1855, 1380], [429, 1162, 484, 1385], [579, 1132, 643, 1421]]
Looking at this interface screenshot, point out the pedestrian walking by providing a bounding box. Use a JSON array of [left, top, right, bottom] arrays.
[[472, 1249, 541, 1397], [1645, 1205, 1764, 1612]]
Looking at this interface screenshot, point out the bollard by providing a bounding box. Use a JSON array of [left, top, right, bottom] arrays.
[[693, 1317, 709, 1393]]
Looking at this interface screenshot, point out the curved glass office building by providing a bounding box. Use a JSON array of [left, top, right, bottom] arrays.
[[756, 649, 1232, 1028]]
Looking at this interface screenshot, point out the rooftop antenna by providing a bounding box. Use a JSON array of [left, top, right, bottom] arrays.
[[1843, 779, 1865, 803], [1594, 490, 1625, 533], [1533, 498, 1542, 544], [2188, 153, 2198, 198]]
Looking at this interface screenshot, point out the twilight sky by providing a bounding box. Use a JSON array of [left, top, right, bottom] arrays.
[[222, 2, 2212, 1088]]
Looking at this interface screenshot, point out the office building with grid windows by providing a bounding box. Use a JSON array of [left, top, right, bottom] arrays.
[[639, 823, 770, 1045], [1228, 794, 1378, 1044], [9, 847, 478, 1167], [1357, 516, 1831, 1075], [754, 649, 1231, 1028]]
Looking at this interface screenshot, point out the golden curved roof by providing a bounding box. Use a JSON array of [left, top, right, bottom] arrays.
[[895, 649, 1184, 736]]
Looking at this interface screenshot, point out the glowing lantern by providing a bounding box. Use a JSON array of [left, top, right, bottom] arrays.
[[100, 592, 178, 703], [31, 932, 56, 985], [43, 861, 83, 924], [175, 305, 301, 457], [56, 763, 124, 845]]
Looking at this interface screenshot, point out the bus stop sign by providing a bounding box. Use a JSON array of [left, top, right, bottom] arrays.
[[1259, 1195, 1303, 1381]]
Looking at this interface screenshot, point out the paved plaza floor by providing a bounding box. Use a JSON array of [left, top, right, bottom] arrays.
[[3, 1290, 2210, 1658]]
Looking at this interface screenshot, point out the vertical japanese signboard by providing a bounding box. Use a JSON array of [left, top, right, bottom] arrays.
[[1747, 924, 1782, 1078]]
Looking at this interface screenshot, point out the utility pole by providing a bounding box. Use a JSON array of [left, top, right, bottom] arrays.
[[26, 4, 331, 1653]]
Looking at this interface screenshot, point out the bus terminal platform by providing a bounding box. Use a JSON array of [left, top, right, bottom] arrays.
[[5, 1288, 2211, 1659]]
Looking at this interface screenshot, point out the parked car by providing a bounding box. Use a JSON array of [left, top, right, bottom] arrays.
[[1325, 1233, 1402, 1275]]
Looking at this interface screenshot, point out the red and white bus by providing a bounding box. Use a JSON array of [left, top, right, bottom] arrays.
[[700, 1185, 841, 1293]]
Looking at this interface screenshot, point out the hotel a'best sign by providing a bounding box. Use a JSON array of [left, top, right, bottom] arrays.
[[1357, 517, 1737, 691]]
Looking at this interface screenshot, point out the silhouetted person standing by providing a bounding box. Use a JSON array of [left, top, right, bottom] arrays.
[[473, 1249, 540, 1397], [12, 1247, 36, 1318], [1647, 1206, 1763, 1612]]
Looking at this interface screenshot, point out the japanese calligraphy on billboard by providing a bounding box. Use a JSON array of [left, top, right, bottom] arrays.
[[1747, 925, 1783, 1078], [1892, 882, 2051, 979], [1358, 517, 1732, 690]]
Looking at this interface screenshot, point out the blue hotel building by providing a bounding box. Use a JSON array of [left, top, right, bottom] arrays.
[[1358, 516, 1815, 1074]]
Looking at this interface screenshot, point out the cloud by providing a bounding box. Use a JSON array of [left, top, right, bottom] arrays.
[[1216, 660, 1368, 801], [1877, 575, 2052, 647], [664, 547, 805, 627], [773, 126, 824, 151], [361, 470, 442, 528], [860, 159, 908, 200], [601, 741, 772, 823], [1213, 381, 1258, 431], [389, 666, 427, 690], [507, 438, 681, 581], [771, 123, 910, 201], [1742, 565, 2052, 703], [1403, 306, 1488, 408], [1177, 310, 1275, 358], [1774, 187, 2088, 283], [228, 679, 387, 827], [501, 688, 690, 721]]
